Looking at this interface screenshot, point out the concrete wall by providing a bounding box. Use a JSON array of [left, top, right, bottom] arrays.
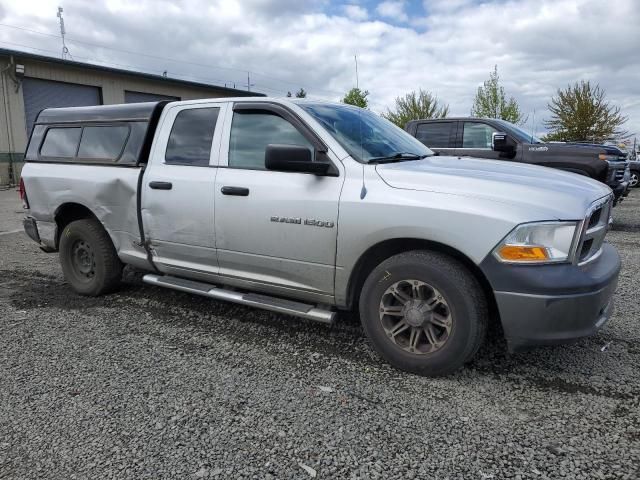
[[0, 52, 252, 185]]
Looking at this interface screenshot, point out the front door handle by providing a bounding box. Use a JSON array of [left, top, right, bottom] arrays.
[[221, 186, 249, 196], [149, 181, 173, 190]]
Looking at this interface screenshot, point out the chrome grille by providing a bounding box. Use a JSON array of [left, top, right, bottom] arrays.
[[607, 162, 626, 183], [577, 196, 612, 264]]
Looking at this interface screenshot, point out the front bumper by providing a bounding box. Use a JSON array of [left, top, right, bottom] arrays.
[[481, 243, 621, 351], [606, 162, 630, 202], [610, 183, 629, 205]]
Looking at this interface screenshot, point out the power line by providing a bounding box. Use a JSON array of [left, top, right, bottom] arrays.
[[0, 22, 345, 97], [0, 39, 319, 99], [0, 40, 241, 89]]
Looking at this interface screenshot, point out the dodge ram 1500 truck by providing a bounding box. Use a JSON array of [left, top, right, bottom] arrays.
[[405, 117, 630, 203], [20, 99, 621, 376]]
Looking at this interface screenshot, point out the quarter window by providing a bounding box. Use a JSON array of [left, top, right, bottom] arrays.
[[165, 108, 220, 166], [415, 122, 453, 148], [78, 125, 129, 160], [40, 127, 81, 158], [229, 111, 313, 170], [462, 122, 497, 149]]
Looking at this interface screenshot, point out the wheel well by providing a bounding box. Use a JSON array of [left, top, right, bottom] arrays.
[[54, 203, 99, 249], [346, 238, 498, 317]]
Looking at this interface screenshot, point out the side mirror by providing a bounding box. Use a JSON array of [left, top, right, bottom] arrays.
[[265, 144, 331, 175], [492, 132, 515, 153]]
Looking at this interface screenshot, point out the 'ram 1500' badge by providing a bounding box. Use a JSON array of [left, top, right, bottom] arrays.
[[270, 216, 334, 228], [270, 216, 301, 224], [528, 146, 549, 152]]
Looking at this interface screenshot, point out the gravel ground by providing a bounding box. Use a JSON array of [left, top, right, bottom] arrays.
[[0, 188, 639, 479]]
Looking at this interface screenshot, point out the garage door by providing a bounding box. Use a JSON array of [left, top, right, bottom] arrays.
[[22, 77, 102, 135], [124, 90, 180, 103]]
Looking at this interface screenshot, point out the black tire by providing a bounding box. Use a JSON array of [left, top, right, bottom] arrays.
[[59, 218, 123, 296], [630, 170, 639, 188], [359, 250, 487, 376]]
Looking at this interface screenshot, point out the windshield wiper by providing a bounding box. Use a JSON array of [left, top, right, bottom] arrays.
[[367, 152, 430, 164]]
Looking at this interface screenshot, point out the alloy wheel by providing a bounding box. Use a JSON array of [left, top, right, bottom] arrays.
[[379, 279, 453, 354]]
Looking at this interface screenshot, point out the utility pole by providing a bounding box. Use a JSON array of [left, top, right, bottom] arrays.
[[57, 7, 70, 60], [530, 109, 536, 143], [245, 72, 254, 92], [354, 55, 359, 89]]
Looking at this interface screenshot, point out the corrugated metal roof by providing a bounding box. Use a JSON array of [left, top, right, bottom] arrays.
[[0, 47, 265, 97]]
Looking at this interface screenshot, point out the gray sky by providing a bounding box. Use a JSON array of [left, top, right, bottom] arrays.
[[1, 0, 639, 141]]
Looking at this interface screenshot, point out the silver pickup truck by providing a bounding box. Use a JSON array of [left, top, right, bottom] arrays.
[[20, 98, 621, 376]]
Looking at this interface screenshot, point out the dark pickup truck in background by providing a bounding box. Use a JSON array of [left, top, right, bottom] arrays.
[[405, 117, 630, 203]]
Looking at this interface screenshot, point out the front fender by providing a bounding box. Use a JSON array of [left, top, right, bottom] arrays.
[[333, 175, 546, 307]]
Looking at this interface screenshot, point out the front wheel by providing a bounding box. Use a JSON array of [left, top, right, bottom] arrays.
[[359, 250, 488, 376], [59, 218, 123, 296], [630, 171, 639, 188]]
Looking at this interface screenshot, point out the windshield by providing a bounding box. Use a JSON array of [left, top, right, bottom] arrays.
[[493, 119, 543, 144], [299, 103, 433, 163]]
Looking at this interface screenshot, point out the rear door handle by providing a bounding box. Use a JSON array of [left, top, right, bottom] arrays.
[[149, 181, 173, 190], [221, 186, 249, 196]]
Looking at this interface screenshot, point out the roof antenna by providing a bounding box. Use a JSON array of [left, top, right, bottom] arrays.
[[57, 6, 70, 60], [358, 107, 367, 199], [355, 56, 367, 199], [360, 164, 367, 199]]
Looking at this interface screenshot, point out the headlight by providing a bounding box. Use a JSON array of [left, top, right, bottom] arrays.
[[598, 153, 623, 161], [493, 221, 579, 264]]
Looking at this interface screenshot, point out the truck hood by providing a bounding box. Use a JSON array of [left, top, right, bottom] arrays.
[[526, 142, 615, 159], [560, 142, 627, 160], [375, 156, 612, 220]]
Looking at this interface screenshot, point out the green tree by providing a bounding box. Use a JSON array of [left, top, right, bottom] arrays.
[[543, 80, 628, 142], [471, 65, 526, 125], [342, 87, 369, 108], [286, 91, 292, 97], [295, 88, 307, 98], [382, 89, 449, 128]]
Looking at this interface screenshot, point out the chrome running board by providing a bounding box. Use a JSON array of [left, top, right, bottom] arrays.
[[142, 274, 335, 324]]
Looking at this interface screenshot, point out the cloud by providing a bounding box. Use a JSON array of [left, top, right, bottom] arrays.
[[342, 4, 368, 21], [0, 0, 638, 137], [376, 1, 408, 22], [422, 0, 474, 13]]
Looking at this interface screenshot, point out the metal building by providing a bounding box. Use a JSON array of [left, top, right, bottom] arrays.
[[0, 48, 262, 185]]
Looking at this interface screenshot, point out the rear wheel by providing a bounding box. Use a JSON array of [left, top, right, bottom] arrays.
[[359, 250, 487, 376], [59, 219, 122, 296]]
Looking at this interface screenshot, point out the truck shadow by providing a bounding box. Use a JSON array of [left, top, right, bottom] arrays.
[[4, 266, 637, 401]]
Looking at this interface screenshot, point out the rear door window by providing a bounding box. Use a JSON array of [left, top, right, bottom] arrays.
[[165, 108, 220, 166], [40, 127, 81, 158], [414, 122, 453, 148], [78, 125, 130, 160]]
